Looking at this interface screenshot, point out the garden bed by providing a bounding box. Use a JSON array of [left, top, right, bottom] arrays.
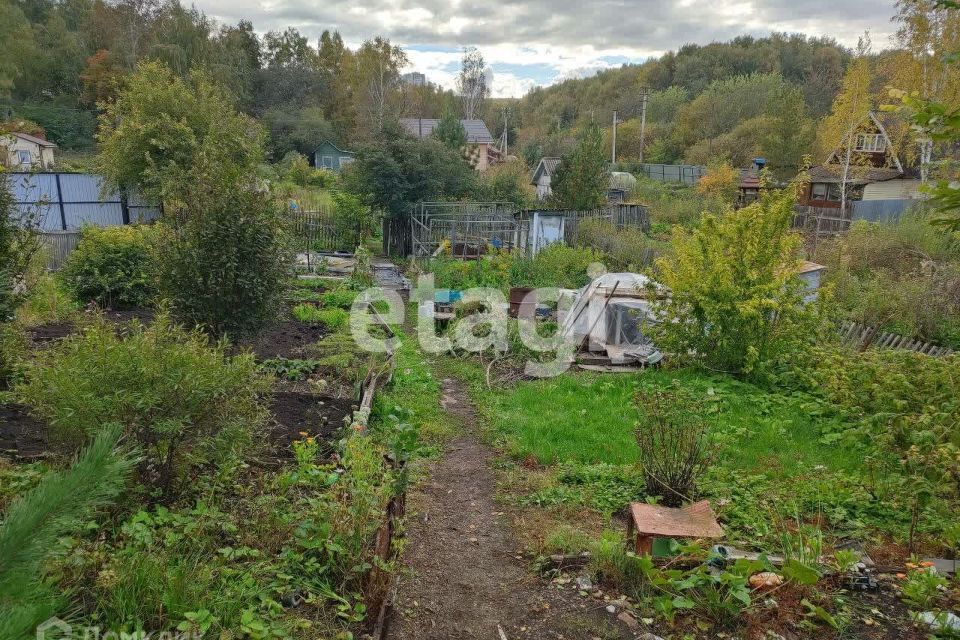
[[267, 390, 354, 458], [239, 320, 328, 360], [0, 403, 50, 459]]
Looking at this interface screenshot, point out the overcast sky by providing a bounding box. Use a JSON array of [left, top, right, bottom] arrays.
[[197, 0, 899, 98]]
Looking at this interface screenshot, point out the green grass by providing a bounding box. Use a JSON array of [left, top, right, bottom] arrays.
[[463, 365, 859, 476], [372, 336, 453, 445]]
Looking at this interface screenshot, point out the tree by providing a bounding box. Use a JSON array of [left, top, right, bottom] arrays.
[[457, 46, 487, 119], [340, 129, 476, 217], [0, 424, 134, 640], [96, 61, 265, 204], [433, 109, 466, 150], [817, 36, 873, 214], [80, 49, 125, 107], [351, 37, 407, 135], [894, 0, 960, 230], [654, 184, 823, 380], [0, 0, 36, 98], [892, 0, 960, 179], [759, 85, 816, 176], [550, 122, 608, 210]]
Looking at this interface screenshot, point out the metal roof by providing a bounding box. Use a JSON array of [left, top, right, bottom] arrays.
[[530, 157, 562, 184], [399, 118, 494, 144], [8, 131, 57, 147]]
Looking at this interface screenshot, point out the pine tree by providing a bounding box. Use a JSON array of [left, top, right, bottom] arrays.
[[432, 109, 466, 150], [551, 122, 608, 210], [0, 424, 135, 640]]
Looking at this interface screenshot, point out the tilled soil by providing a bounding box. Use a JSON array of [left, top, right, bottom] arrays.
[[390, 377, 633, 640], [267, 390, 354, 458], [240, 321, 327, 360], [0, 403, 51, 459]]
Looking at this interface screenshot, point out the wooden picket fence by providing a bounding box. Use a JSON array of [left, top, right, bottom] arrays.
[[839, 321, 955, 357]]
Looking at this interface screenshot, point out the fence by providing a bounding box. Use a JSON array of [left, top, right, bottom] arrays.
[[852, 198, 919, 223], [290, 209, 362, 256], [408, 202, 520, 258], [6, 172, 160, 231], [40, 230, 81, 270], [792, 205, 852, 236], [636, 163, 706, 185], [397, 202, 652, 259], [839, 321, 954, 357]]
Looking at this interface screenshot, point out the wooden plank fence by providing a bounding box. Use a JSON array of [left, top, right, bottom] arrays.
[[839, 321, 955, 357]]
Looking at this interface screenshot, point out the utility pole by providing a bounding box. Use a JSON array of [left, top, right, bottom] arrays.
[[611, 110, 618, 164], [638, 87, 649, 164], [499, 107, 509, 155]]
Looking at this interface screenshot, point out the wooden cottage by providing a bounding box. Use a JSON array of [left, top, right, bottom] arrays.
[[800, 112, 914, 209], [312, 141, 355, 171]]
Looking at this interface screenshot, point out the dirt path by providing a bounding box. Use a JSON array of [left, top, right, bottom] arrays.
[[389, 376, 633, 640]]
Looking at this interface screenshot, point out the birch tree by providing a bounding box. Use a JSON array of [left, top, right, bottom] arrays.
[[353, 37, 407, 135], [891, 0, 960, 182], [817, 35, 873, 214], [457, 47, 487, 120]]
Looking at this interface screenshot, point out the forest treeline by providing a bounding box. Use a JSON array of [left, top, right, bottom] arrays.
[[1, 0, 958, 175]]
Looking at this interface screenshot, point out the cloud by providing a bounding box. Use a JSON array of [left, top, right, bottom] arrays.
[[197, 0, 900, 97]]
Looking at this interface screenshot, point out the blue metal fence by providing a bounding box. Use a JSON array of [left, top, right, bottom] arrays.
[[852, 199, 919, 224], [5, 172, 161, 231]]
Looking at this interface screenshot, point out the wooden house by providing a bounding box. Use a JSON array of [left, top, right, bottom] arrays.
[[312, 141, 355, 171], [400, 118, 497, 171], [800, 112, 914, 209]]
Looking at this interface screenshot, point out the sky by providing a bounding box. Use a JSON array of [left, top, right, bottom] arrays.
[[196, 0, 900, 98]]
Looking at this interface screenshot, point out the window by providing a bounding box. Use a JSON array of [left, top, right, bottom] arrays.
[[827, 184, 842, 201], [16, 150, 32, 166], [321, 156, 334, 169], [338, 156, 354, 166], [855, 133, 886, 152], [811, 183, 828, 200]]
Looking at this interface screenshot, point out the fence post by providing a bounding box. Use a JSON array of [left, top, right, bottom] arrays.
[[53, 172, 67, 231]]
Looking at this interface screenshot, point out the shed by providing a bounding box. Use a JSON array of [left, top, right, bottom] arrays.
[[530, 157, 561, 201], [1, 132, 57, 170], [313, 141, 355, 171], [797, 260, 826, 302]]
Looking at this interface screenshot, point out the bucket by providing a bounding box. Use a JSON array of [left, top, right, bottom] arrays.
[[509, 287, 536, 318]]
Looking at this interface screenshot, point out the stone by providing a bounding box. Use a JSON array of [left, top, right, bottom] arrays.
[[605, 605, 616, 614], [918, 611, 960, 632], [637, 634, 666, 640], [749, 572, 783, 588], [616, 611, 639, 629], [575, 576, 593, 591]]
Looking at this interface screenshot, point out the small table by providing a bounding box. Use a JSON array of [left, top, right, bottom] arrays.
[[626, 500, 724, 556]]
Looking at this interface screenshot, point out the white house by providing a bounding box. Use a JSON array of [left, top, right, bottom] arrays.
[[530, 157, 561, 201], [1, 132, 57, 170]]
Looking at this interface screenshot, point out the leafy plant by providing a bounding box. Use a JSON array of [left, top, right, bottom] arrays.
[[901, 566, 947, 609], [633, 382, 712, 507], [58, 224, 158, 309], [655, 183, 827, 379], [17, 313, 268, 494], [156, 179, 292, 338]]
